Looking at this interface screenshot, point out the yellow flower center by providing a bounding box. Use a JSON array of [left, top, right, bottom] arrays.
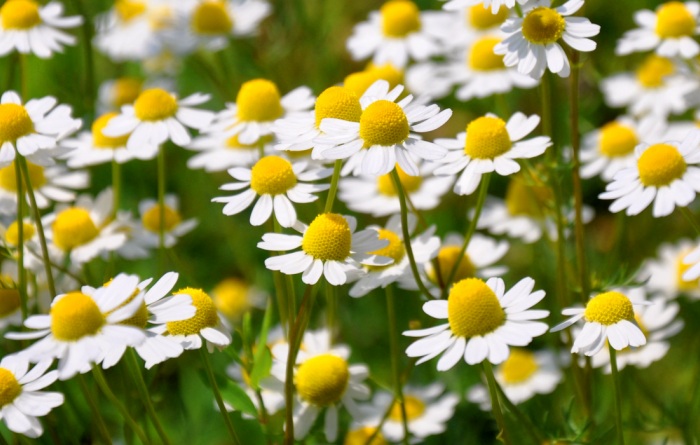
[[213, 278, 251, 321], [52, 207, 99, 251], [343, 64, 404, 97], [505, 174, 551, 218], [368, 229, 404, 271], [599, 122, 638, 158], [5, 220, 36, 246], [637, 143, 686, 187], [465, 116, 511, 159], [314, 86, 362, 128], [499, 348, 538, 384], [0, 368, 21, 407], [166, 288, 219, 335], [0, 103, 33, 143], [295, 354, 349, 406], [0, 288, 20, 317], [102, 280, 148, 329], [344, 427, 387, 445], [389, 395, 425, 421], [148, 5, 174, 31], [522, 7, 566, 45], [111, 77, 142, 107], [92, 113, 130, 149], [141, 204, 182, 233], [427, 246, 476, 285], [249, 155, 298, 195], [368, 63, 404, 88], [583, 291, 634, 325], [636, 55, 675, 88], [359, 100, 409, 147], [115, 0, 146, 22], [0, 161, 45, 192], [51, 292, 106, 341], [376, 164, 422, 196], [655, 2, 696, 38], [469, 37, 505, 71], [381, 0, 421, 38], [133, 88, 178, 121], [191, 0, 233, 35], [1, 0, 41, 30], [468, 4, 508, 30], [236, 79, 284, 122], [677, 249, 700, 291], [448, 278, 505, 338], [301, 213, 352, 261]]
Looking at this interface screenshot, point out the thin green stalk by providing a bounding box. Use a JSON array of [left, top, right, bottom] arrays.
[[609, 345, 625, 445], [391, 169, 432, 299], [440, 173, 491, 300], [77, 374, 112, 444], [495, 381, 544, 444], [13, 160, 27, 320], [0, 431, 8, 445], [125, 350, 172, 445], [326, 280, 336, 336], [681, 207, 700, 235], [200, 348, 241, 445], [324, 160, 342, 213], [73, 0, 96, 120], [112, 159, 121, 219], [92, 366, 151, 445], [482, 361, 512, 445], [273, 219, 297, 334], [386, 285, 409, 445]]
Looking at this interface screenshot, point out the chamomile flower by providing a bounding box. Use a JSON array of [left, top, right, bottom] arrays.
[[599, 129, 700, 217], [0, 0, 82, 58], [316, 82, 451, 176], [212, 156, 331, 228], [404, 276, 549, 368], [135, 195, 198, 248], [442, 0, 527, 14], [0, 284, 22, 330], [430, 3, 512, 51], [185, 133, 269, 172], [0, 91, 81, 166], [641, 239, 700, 299], [682, 242, 700, 285], [467, 349, 562, 409], [0, 355, 63, 438], [258, 213, 392, 286], [97, 77, 143, 112], [551, 288, 648, 356], [343, 63, 405, 97], [616, 2, 700, 59], [6, 274, 148, 380], [494, 0, 600, 79], [346, 0, 443, 68], [434, 113, 551, 195], [344, 425, 388, 445], [103, 88, 215, 158], [212, 277, 266, 322]]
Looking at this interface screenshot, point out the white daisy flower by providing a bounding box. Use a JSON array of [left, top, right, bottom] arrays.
[[0, 91, 81, 167], [467, 349, 562, 410], [258, 213, 392, 286], [404, 276, 549, 368], [599, 129, 700, 218], [0, 0, 82, 58], [185, 132, 269, 172], [134, 194, 198, 248], [97, 77, 143, 112], [430, 3, 512, 50], [5, 273, 148, 380], [494, 0, 600, 79], [343, 424, 387, 444], [434, 112, 551, 195], [0, 355, 63, 438], [346, 0, 443, 68], [442, 0, 527, 14], [3, 218, 64, 274], [0, 282, 22, 330], [212, 277, 266, 323], [103, 88, 215, 159], [316, 82, 451, 177], [212, 155, 331, 228], [349, 214, 439, 298], [640, 239, 700, 299], [550, 288, 648, 357], [616, 2, 700, 59], [206, 79, 314, 145]]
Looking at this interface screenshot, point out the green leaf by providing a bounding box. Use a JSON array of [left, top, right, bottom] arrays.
[[219, 379, 258, 417], [250, 345, 272, 389]]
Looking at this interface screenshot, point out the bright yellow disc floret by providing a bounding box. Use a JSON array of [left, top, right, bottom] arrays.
[[52, 207, 99, 251], [469, 37, 505, 71], [522, 7, 566, 45], [381, 0, 421, 38], [0, 161, 45, 192], [141, 204, 182, 233], [133, 88, 179, 121], [213, 278, 251, 321], [92, 113, 130, 149], [376, 165, 422, 196], [359, 100, 409, 147], [677, 250, 700, 291], [1, 0, 41, 30], [250, 155, 298, 196], [5, 220, 36, 246], [191, 0, 233, 35], [428, 246, 476, 285], [314, 86, 362, 128], [301, 213, 352, 261], [295, 354, 349, 406], [505, 174, 552, 218], [166, 288, 218, 335], [0, 103, 33, 143], [655, 2, 696, 38], [636, 55, 675, 88], [637, 143, 686, 187], [236, 79, 284, 122], [468, 4, 508, 30], [599, 122, 638, 157], [343, 64, 404, 97], [499, 348, 538, 384], [0, 288, 21, 317], [0, 368, 21, 407], [368, 228, 404, 271], [101, 280, 148, 329], [51, 292, 106, 341], [111, 77, 143, 108], [115, 0, 146, 22], [448, 278, 505, 338], [344, 427, 387, 445], [389, 395, 425, 420], [584, 291, 634, 325], [465, 116, 511, 159]]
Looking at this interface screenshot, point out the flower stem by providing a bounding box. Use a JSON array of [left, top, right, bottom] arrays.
[[200, 348, 241, 445], [77, 374, 112, 444], [386, 285, 409, 445], [324, 160, 342, 213], [609, 345, 625, 445], [494, 381, 545, 444], [13, 159, 27, 320], [681, 207, 700, 235], [482, 361, 512, 445], [72, 0, 96, 120], [125, 350, 172, 445]]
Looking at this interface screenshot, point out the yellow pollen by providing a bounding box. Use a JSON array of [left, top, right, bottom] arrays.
[[469, 37, 505, 71], [0, 103, 33, 143], [301, 213, 352, 261], [0, 161, 45, 192], [314, 86, 362, 128], [0, 288, 20, 317], [192, 1, 233, 35], [359, 100, 409, 147], [133, 88, 178, 121], [0, 368, 21, 407], [344, 427, 387, 445], [52, 207, 99, 251], [368, 229, 404, 271], [522, 7, 566, 45], [677, 249, 700, 291], [115, 0, 146, 22], [499, 349, 538, 384], [213, 278, 251, 321], [376, 164, 422, 196], [1, 0, 41, 30], [637, 143, 686, 187], [236, 79, 284, 122], [92, 113, 130, 149], [166, 288, 218, 335], [5, 220, 36, 246], [448, 278, 505, 338], [505, 174, 552, 218], [295, 354, 349, 406], [389, 395, 425, 421], [636, 55, 675, 88], [468, 4, 508, 30], [51, 292, 106, 341], [599, 122, 638, 157], [111, 78, 142, 108], [428, 246, 476, 285], [249, 155, 297, 195], [141, 204, 182, 233], [584, 291, 634, 325], [343, 64, 404, 97], [381, 0, 421, 38], [465, 116, 511, 159], [656, 2, 696, 38]]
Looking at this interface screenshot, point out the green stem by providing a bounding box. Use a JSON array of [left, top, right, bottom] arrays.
[[482, 361, 512, 445], [125, 350, 171, 445], [200, 348, 241, 445], [77, 374, 112, 444], [73, 0, 96, 120], [386, 285, 409, 445], [609, 345, 625, 445], [324, 160, 342, 213], [681, 207, 700, 235], [13, 160, 27, 320], [495, 382, 544, 444]]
